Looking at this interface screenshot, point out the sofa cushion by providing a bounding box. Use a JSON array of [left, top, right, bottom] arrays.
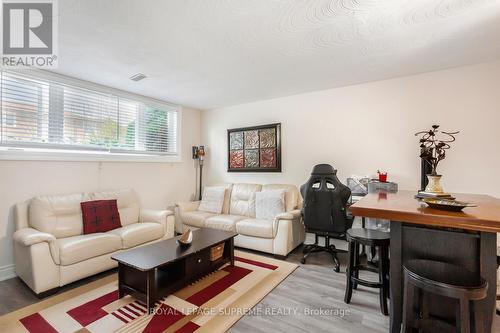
[[255, 190, 285, 220], [213, 183, 233, 214], [91, 189, 140, 226], [29, 192, 91, 238], [56, 233, 122, 265], [81, 200, 122, 234], [198, 186, 225, 214], [204, 214, 246, 232], [261, 184, 300, 211], [236, 218, 276, 239], [181, 211, 216, 227], [109, 222, 163, 248], [229, 183, 262, 217]]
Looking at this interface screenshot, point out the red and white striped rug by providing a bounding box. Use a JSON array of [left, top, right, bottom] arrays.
[[0, 250, 297, 333]]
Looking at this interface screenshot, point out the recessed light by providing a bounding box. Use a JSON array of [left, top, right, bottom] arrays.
[[129, 73, 147, 81]]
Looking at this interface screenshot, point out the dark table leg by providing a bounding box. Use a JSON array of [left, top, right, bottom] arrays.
[[146, 269, 156, 314], [389, 222, 496, 333], [229, 238, 235, 266], [479, 231, 496, 332], [118, 263, 125, 299], [390, 222, 402, 333]]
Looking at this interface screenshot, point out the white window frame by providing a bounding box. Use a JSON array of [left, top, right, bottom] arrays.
[[0, 69, 182, 163]]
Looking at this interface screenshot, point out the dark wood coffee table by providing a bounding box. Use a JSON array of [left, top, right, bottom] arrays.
[[111, 228, 237, 313]]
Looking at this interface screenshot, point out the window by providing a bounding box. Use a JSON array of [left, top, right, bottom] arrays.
[[0, 71, 179, 159], [5, 112, 17, 127]]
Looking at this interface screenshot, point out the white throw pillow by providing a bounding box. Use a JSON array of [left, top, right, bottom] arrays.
[[255, 190, 285, 220], [198, 186, 226, 214]]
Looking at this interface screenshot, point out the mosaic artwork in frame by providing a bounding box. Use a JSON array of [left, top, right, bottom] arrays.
[[227, 123, 281, 172]]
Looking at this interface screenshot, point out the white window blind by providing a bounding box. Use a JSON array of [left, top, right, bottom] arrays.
[[0, 71, 179, 156]]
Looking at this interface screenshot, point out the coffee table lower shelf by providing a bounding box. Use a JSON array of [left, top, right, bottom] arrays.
[[117, 238, 234, 313]]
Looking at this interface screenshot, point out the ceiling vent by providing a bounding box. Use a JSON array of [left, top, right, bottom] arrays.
[[129, 73, 147, 81]]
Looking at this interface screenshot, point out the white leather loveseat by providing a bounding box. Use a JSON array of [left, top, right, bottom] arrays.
[[176, 184, 305, 257], [13, 189, 175, 295]]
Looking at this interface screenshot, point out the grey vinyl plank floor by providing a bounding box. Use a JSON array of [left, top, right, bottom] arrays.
[[0, 234, 498, 333], [229, 235, 390, 333], [0, 269, 116, 316]]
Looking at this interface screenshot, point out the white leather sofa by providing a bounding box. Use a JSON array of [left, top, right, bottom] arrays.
[[176, 184, 305, 257], [13, 189, 175, 295]]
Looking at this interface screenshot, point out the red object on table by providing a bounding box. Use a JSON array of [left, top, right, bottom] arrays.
[[378, 172, 388, 182]]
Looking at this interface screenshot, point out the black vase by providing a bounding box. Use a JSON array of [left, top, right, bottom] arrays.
[[420, 158, 432, 191]]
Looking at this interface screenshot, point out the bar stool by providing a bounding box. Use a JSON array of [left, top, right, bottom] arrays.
[[344, 228, 390, 315], [402, 259, 487, 333]]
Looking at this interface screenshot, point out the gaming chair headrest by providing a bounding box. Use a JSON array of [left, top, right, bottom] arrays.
[[311, 164, 337, 175]]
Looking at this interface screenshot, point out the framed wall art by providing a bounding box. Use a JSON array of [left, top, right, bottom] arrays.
[[227, 123, 281, 172]]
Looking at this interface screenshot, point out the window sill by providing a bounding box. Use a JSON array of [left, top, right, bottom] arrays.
[[0, 148, 182, 163]]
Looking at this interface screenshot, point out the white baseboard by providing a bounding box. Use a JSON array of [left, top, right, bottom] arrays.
[[0, 264, 16, 281]]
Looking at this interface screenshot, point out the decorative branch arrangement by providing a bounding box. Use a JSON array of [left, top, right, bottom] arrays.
[[415, 125, 459, 176]]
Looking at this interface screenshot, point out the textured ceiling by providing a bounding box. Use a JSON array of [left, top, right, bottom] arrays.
[[54, 0, 500, 109]]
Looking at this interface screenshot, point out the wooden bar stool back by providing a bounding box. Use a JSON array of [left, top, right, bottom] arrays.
[[402, 259, 487, 333]]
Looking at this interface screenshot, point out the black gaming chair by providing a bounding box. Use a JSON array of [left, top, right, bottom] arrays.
[[300, 164, 354, 272]]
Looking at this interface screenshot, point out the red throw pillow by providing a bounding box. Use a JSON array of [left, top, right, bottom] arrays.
[[81, 199, 122, 234]]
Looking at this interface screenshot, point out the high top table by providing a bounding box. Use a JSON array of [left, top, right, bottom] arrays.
[[351, 190, 500, 333]]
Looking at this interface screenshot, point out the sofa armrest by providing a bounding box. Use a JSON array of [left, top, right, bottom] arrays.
[[273, 210, 306, 256], [140, 209, 173, 224], [275, 209, 302, 221], [175, 201, 200, 213], [13, 230, 60, 294], [140, 209, 175, 239], [13, 228, 60, 266], [13, 228, 56, 247]]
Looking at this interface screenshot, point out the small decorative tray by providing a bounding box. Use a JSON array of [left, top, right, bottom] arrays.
[[422, 198, 477, 212], [415, 193, 455, 200]]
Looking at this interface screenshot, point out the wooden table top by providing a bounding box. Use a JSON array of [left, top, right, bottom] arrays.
[[350, 190, 500, 233], [111, 228, 237, 271]]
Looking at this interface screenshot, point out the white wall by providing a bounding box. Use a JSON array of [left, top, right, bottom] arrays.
[[0, 107, 201, 280], [202, 60, 500, 198]]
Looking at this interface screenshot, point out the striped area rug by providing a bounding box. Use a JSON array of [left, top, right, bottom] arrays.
[[0, 250, 297, 333]]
